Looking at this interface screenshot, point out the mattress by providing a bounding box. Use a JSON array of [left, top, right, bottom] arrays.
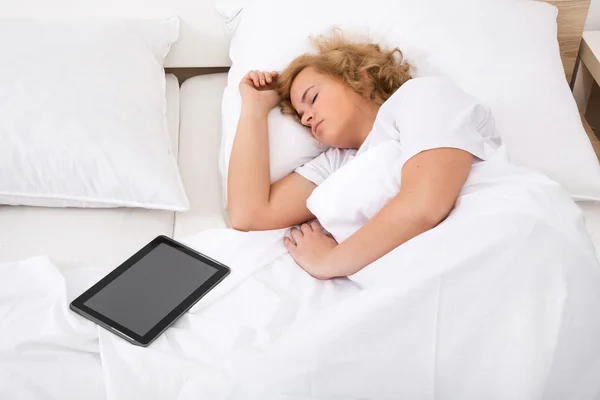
[[0, 74, 182, 271]]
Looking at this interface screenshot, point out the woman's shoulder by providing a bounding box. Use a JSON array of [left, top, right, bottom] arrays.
[[384, 76, 467, 107], [380, 76, 489, 122], [376, 76, 499, 154]]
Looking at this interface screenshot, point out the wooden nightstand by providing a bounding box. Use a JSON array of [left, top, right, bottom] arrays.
[[573, 31, 600, 160], [573, 31, 600, 115]]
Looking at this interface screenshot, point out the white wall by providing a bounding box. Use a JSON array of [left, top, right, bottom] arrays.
[[586, 0, 600, 30]]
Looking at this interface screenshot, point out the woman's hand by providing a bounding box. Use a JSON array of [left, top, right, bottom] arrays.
[[239, 70, 280, 114], [284, 221, 339, 280]]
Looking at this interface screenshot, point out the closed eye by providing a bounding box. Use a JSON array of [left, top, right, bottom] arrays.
[[297, 93, 317, 126]]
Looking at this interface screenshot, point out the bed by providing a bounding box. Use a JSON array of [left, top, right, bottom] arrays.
[[1, 0, 600, 398]]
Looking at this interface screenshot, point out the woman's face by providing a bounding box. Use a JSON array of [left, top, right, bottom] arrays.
[[290, 67, 367, 148]]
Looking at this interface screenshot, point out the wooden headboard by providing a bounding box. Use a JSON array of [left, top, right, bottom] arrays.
[[546, 0, 591, 82]]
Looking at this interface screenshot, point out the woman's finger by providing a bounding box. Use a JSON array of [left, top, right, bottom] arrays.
[[249, 71, 260, 87], [290, 228, 303, 242], [284, 237, 295, 251], [269, 71, 279, 84], [258, 71, 266, 86], [300, 223, 312, 234], [254, 71, 263, 87], [310, 220, 323, 232]]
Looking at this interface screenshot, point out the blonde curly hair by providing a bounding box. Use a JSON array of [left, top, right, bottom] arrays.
[[277, 30, 412, 120]]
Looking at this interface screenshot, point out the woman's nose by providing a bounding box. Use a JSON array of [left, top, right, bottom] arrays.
[[302, 112, 314, 127]]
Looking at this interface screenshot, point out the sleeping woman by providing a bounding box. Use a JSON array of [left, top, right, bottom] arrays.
[[226, 31, 590, 280]]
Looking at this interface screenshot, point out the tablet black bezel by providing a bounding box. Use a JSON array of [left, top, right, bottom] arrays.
[[69, 235, 230, 346]]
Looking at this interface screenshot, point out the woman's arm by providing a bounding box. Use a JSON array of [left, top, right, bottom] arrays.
[[285, 148, 473, 279], [227, 71, 316, 231]]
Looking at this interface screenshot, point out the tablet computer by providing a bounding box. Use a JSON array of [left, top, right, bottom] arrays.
[[70, 235, 230, 347]]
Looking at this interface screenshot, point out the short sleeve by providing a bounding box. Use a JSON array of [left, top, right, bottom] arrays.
[[386, 77, 501, 164], [295, 147, 357, 185]]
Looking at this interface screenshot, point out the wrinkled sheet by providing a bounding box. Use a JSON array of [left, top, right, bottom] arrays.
[[3, 202, 600, 399]]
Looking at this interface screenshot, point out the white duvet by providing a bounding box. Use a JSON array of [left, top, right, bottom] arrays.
[[3, 149, 600, 399]]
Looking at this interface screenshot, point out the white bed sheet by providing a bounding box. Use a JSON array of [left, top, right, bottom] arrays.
[[0, 74, 181, 271], [3, 156, 600, 399]]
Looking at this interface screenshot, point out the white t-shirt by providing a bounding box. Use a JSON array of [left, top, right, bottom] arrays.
[[295, 77, 501, 185]]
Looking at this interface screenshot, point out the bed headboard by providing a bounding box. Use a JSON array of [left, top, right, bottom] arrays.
[[0, 0, 591, 81]]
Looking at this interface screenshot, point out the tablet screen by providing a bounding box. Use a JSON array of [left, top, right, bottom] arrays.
[[83, 243, 218, 337]]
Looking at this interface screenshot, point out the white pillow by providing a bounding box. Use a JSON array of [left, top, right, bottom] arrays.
[[220, 0, 600, 202], [0, 17, 189, 210], [219, 3, 327, 206], [215, 0, 247, 36]]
